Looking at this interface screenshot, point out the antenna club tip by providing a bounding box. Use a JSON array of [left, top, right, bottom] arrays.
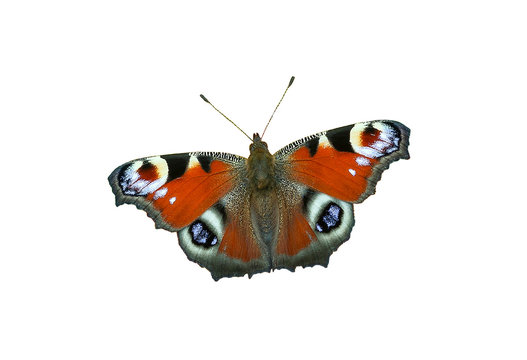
[[200, 94, 210, 103], [288, 76, 295, 87]]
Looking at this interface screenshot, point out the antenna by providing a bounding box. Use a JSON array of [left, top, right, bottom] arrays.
[[199, 94, 252, 141], [261, 76, 295, 139]]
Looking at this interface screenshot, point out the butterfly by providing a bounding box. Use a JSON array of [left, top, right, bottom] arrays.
[[108, 77, 410, 280]]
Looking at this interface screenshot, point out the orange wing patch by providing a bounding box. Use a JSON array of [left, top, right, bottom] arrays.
[[219, 219, 262, 262], [290, 145, 378, 202], [360, 128, 381, 147], [285, 121, 409, 203], [276, 208, 317, 256], [148, 160, 236, 229]]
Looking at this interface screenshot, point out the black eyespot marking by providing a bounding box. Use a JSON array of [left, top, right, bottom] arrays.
[[327, 125, 354, 152], [118, 160, 157, 196], [161, 154, 190, 181], [305, 137, 319, 157], [190, 221, 218, 248], [197, 155, 212, 173], [364, 123, 377, 136], [117, 165, 131, 188], [315, 203, 343, 233], [140, 160, 154, 170]]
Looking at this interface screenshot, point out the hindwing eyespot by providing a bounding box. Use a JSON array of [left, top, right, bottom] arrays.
[[190, 220, 218, 248], [315, 203, 343, 233]]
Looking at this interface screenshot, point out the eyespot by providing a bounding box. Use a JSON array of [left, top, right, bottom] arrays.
[[190, 220, 218, 248], [315, 203, 343, 233], [118, 157, 168, 196]]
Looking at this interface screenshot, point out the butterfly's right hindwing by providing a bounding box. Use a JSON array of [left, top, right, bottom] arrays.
[[272, 182, 355, 271]]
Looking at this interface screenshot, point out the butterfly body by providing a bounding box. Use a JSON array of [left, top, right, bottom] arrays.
[[109, 120, 410, 280], [247, 134, 280, 250]]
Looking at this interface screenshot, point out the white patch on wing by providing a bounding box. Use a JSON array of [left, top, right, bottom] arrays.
[[373, 123, 398, 154], [348, 168, 356, 176], [356, 146, 383, 158], [349, 121, 399, 159], [169, 197, 177, 204], [378, 125, 395, 142], [349, 123, 367, 149], [135, 179, 167, 196], [356, 156, 370, 166], [119, 157, 169, 196], [153, 187, 168, 200], [119, 161, 142, 191], [188, 155, 200, 169], [371, 140, 387, 151], [318, 135, 331, 148]]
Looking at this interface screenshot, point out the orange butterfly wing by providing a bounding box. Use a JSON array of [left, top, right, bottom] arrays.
[[271, 120, 410, 270], [277, 120, 410, 204], [109, 153, 241, 230], [109, 152, 271, 279]]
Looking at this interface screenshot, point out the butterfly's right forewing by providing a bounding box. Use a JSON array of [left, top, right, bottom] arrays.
[[276, 120, 410, 204]]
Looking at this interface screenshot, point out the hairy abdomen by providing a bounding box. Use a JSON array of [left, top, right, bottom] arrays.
[[250, 188, 279, 247]]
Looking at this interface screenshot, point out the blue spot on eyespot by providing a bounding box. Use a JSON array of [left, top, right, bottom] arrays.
[[315, 203, 342, 233], [190, 221, 218, 248]]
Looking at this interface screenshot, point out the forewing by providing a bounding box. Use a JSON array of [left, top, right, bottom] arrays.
[[275, 120, 410, 203], [108, 152, 244, 230]]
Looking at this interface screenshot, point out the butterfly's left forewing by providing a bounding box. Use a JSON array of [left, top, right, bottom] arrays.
[[272, 120, 410, 270], [108, 152, 243, 230]]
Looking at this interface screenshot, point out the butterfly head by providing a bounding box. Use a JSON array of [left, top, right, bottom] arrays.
[[250, 133, 268, 152]]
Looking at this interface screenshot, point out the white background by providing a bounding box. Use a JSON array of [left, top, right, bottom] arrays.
[[1, 1, 526, 359]]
